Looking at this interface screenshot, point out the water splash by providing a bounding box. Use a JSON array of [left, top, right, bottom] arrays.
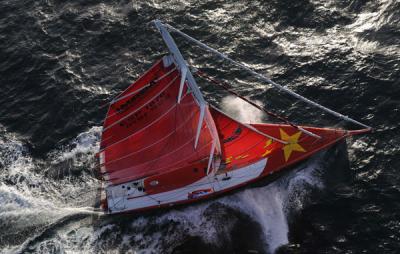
[[220, 153, 325, 253], [50, 126, 102, 165], [221, 95, 265, 123]]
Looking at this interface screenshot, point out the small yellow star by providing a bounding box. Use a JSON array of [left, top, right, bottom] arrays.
[[261, 139, 273, 157], [280, 129, 306, 162]]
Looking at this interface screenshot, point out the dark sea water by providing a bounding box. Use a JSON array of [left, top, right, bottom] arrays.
[[1, 0, 399, 253]]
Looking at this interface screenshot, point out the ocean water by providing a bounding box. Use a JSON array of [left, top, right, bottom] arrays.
[[0, 0, 399, 253]]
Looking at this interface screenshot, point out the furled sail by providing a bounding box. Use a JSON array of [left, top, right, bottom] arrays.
[[99, 57, 219, 185]]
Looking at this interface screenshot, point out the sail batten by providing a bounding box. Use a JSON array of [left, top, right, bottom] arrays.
[[105, 140, 214, 185], [102, 108, 198, 166], [101, 82, 190, 152], [106, 137, 213, 181], [103, 73, 179, 133], [110, 66, 178, 106], [100, 58, 220, 186]]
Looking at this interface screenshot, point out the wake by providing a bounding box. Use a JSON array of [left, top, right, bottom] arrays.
[[0, 124, 327, 254]]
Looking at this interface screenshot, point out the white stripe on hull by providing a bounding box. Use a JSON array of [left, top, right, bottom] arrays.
[[106, 158, 267, 214]]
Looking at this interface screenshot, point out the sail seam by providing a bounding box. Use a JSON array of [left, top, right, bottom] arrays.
[[103, 108, 197, 165], [103, 74, 179, 132], [100, 92, 191, 151]]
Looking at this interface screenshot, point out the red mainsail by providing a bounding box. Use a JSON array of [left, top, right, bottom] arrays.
[[99, 58, 219, 185]]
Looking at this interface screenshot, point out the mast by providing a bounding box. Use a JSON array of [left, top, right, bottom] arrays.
[[156, 21, 372, 132], [154, 20, 306, 146], [153, 20, 208, 149]]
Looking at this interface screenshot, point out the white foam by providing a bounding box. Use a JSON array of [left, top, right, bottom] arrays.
[[51, 126, 102, 164], [221, 95, 265, 123], [0, 127, 103, 253], [219, 153, 325, 253]]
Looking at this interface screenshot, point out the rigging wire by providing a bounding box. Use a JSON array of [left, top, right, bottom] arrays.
[[158, 21, 372, 131], [193, 68, 322, 139]]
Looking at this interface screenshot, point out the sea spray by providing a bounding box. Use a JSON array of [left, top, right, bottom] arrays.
[[232, 186, 289, 253], [219, 153, 325, 253], [221, 95, 265, 123]]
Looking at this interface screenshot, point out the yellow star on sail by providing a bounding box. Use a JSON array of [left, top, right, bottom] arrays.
[[280, 129, 306, 162]]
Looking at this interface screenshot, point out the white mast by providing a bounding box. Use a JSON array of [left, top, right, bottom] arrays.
[[158, 21, 372, 131], [154, 20, 292, 146], [153, 20, 207, 149]]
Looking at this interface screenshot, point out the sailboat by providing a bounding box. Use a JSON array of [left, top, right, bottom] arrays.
[[97, 20, 371, 214]]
